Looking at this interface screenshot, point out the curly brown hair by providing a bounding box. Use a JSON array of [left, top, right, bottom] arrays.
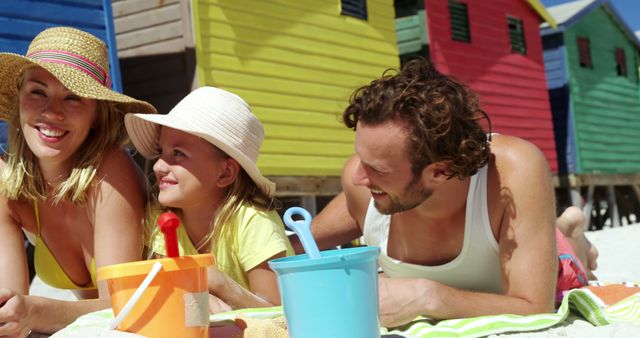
[[343, 58, 491, 179]]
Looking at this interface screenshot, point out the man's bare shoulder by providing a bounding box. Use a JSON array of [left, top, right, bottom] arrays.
[[342, 155, 371, 226], [489, 134, 551, 184], [490, 135, 549, 169]]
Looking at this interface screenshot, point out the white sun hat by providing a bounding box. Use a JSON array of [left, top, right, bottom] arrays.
[[125, 86, 275, 196]]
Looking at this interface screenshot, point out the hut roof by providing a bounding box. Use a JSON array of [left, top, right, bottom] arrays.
[[526, 0, 558, 28], [540, 0, 640, 48]]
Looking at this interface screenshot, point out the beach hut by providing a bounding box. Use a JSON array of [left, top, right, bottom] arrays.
[[112, 0, 400, 207], [541, 0, 640, 227], [395, 0, 559, 172], [0, 0, 121, 152], [112, 0, 196, 117]]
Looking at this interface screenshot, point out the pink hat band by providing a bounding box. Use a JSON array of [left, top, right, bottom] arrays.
[[27, 49, 111, 88]]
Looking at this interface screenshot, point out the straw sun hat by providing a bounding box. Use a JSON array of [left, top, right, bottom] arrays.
[[125, 86, 276, 197], [0, 26, 156, 120]]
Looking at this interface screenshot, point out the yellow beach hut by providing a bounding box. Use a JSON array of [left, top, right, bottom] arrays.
[[113, 0, 400, 207]]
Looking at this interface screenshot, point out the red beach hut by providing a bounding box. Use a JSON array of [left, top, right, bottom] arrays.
[[396, 0, 558, 171]]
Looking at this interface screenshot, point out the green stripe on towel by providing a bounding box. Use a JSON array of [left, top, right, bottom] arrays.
[[380, 289, 639, 337]]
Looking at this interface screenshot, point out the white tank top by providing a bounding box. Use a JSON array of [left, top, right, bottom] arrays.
[[363, 165, 502, 293]]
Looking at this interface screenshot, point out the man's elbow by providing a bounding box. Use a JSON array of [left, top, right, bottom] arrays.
[[531, 301, 555, 314], [521, 296, 556, 315]]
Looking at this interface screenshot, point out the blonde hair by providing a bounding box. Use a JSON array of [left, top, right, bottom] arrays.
[[203, 168, 280, 254], [0, 69, 129, 203]]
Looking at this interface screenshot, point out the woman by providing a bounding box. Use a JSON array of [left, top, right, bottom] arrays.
[[0, 26, 156, 335], [125, 86, 293, 312]]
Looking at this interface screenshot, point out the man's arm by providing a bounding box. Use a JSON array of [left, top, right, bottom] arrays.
[[378, 136, 557, 326], [291, 155, 368, 253], [290, 192, 360, 253]]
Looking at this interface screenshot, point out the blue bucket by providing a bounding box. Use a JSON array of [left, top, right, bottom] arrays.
[[268, 246, 381, 338]]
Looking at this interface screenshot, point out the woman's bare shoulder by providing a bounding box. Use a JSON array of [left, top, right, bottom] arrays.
[[0, 184, 25, 230], [96, 147, 145, 179], [93, 147, 148, 196]]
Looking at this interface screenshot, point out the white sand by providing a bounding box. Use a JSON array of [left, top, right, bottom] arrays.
[[585, 224, 640, 283], [491, 316, 640, 337]]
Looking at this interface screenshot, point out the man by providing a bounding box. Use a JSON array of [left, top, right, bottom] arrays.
[[305, 58, 597, 327]]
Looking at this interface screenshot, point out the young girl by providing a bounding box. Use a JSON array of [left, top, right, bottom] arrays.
[[125, 86, 293, 311], [0, 27, 156, 335]]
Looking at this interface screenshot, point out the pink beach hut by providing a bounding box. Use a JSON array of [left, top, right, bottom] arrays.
[[395, 0, 559, 172]]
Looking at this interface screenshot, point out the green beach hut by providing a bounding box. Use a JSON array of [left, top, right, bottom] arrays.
[[541, 0, 640, 227]]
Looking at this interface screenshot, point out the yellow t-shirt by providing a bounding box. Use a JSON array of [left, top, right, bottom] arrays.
[[150, 203, 294, 290]]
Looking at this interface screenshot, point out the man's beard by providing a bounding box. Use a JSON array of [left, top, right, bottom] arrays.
[[373, 175, 432, 215]]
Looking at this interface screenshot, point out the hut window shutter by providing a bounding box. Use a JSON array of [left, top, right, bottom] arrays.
[[341, 0, 368, 20], [577, 37, 592, 68], [449, 1, 470, 42], [615, 48, 627, 77], [507, 17, 526, 55]]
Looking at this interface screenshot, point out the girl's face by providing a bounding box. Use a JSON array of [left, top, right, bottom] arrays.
[[19, 67, 97, 165], [153, 127, 230, 209]]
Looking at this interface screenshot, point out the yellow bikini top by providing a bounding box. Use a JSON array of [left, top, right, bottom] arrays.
[[33, 200, 97, 290]]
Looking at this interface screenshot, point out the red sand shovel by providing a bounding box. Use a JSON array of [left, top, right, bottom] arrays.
[[157, 211, 180, 258]]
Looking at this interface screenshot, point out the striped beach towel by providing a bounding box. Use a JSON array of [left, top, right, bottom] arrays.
[[52, 288, 640, 338], [381, 288, 640, 337]]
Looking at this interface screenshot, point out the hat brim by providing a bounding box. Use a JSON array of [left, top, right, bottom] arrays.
[[125, 113, 275, 197], [0, 53, 157, 120]]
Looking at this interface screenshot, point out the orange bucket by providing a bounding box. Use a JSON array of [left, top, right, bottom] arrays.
[[97, 254, 213, 338]]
